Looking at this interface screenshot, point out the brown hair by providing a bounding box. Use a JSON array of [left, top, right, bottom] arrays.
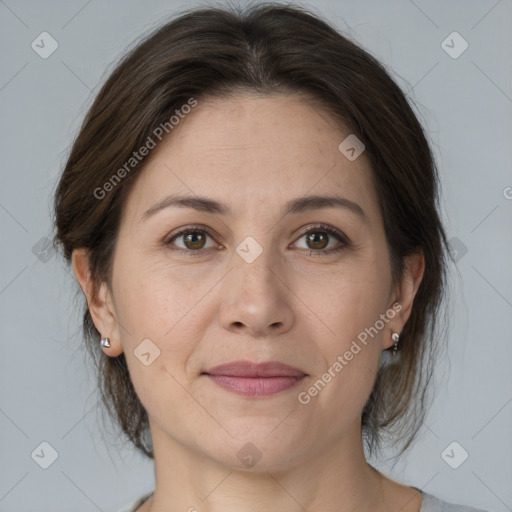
[[53, 1, 452, 461]]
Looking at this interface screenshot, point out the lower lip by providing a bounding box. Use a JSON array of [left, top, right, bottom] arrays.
[[204, 374, 306, 397]]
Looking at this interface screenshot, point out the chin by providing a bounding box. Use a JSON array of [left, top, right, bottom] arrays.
[[200, 423, 309, 472]]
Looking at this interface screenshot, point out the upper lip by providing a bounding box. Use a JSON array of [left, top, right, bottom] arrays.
[[203, 360, 307, 377]]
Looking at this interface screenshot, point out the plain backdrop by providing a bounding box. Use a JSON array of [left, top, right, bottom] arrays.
[[1, 1, 511, 511]]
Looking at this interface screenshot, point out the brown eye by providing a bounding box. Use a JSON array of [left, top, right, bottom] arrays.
[[182, 231, 207, 250], [293, 224, 350, 255], [305, 231, 329, 250], [164, 227, 217, 252]]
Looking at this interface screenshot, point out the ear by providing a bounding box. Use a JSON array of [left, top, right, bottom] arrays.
[[71, 248, 123, 356], [383, 249, 425, 350]]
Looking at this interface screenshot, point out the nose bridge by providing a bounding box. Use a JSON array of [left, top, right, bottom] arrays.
[[219, 231, 294, 336], [232, 232, 280, 297]]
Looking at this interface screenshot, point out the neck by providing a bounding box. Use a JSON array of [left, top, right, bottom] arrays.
[[145, 419, 392, 512]]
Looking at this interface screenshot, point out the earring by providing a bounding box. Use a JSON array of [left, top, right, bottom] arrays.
[[391, 332, 400, 356], [100, 337, 111, 348]]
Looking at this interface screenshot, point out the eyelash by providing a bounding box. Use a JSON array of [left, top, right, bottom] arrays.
[[163, 223, 351, 257]]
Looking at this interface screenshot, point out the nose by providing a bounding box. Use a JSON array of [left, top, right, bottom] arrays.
[[219, 244, 294, 338]]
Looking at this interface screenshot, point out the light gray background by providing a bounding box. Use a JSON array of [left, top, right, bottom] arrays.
[[1, 0, 511, 511]]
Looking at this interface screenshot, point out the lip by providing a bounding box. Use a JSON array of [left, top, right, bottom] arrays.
[[202, 360, 307, 397]]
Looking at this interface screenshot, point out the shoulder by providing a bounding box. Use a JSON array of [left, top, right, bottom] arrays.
[[116, 491, 154, 512], [419, 490, 492, 512]]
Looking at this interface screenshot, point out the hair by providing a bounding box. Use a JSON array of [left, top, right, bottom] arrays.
[[53, 1, 452, 461]]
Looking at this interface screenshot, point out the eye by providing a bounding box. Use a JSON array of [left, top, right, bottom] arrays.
[[163, 225, 219, 254], [292, 224, 350, 255]]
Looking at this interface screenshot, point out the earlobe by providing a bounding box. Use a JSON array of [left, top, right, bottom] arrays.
[[71, 248, 122, 355]]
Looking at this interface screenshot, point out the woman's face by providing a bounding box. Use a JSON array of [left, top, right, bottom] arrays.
[[82, 93, 422, 470]]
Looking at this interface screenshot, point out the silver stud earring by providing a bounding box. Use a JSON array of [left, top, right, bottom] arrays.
[[391, 332, 400, 356], [100, 337, 111, 348]]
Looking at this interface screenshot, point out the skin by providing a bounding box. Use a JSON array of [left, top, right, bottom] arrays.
[[73, 93, 425, 512]]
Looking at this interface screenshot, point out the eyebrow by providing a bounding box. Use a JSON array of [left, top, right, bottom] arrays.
[[142, 193, 367, 223]]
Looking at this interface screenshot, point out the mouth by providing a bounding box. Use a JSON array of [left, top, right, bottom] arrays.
[[202, 360, 308, 397]]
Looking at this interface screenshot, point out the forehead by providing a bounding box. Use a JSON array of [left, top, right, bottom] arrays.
[[171, 92, 348, 162], [122, 93, 381, 225]]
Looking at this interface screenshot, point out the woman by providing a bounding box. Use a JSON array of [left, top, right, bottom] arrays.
[[53, 3, 490, 511]]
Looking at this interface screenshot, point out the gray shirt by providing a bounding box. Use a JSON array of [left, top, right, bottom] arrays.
[[117, 488, 492, 511], [417, 491, 490, 511]]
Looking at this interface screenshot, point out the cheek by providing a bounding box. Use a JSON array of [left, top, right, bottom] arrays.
[[113, 263, 204, 424], [113, 250, 204, 335], [303, 261, 390, 400], [111, 255, 207, 387], [312, 260, 391, 337]]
